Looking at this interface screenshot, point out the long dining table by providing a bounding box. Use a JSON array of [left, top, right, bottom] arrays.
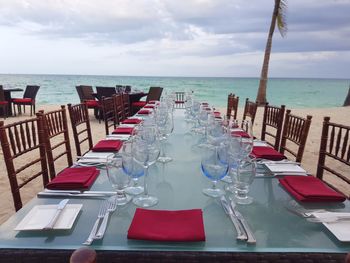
[[0, 109, 349, 263]]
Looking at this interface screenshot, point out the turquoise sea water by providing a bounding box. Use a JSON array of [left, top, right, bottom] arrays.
[[0, 74, 349, 108]]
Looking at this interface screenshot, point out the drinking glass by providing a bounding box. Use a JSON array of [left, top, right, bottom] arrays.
[[106, 156, 131, 205], [132, 137, 160, 207], [201, 144, 228, 198], [233, 157, 256, 204], [121, 141, 144, 195], [240, 120, 254, 159], [156, 110, 174, 163]]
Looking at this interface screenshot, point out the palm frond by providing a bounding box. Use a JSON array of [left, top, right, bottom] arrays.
[[277, 0, 288, 37]]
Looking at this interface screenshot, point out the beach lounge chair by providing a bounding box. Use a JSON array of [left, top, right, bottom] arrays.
[[242, 98, 258, 125], [260, 103, 286, 150], [0, 86, 9, 119], [68, 103, 93, 156], [280, 110, 312, 163], [226, 93, 239, 120], [131, 86, 163, 114], [12, 85, 40, 116], [316, 117, 350, 197], [0, 117, 49, 211]]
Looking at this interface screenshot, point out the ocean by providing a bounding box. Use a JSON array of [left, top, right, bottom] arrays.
[[0, 74, 349, 108]]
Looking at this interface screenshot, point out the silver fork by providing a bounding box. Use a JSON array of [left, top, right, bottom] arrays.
[[83, 200, 108, 245], [95, 195, 118, 239]]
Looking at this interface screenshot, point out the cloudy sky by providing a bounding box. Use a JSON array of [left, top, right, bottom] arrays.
[[0, 0, 349, 78]]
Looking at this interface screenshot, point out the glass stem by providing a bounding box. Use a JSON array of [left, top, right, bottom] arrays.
[[160, 139, 165, 158], [143, 165, 149, 196]]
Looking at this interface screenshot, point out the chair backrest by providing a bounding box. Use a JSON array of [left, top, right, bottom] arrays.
[[242, 98, 258, 125], [146, 87, 163, 102], [0, 118, 49, 211], [23, 85, 40, 99], [316, 117, 350, 196], [261, 103, 286, 150], [280, 110, 312, 163], [76, 85, 95, 102], [67, 103, 93, 157], [96, 87, 116, 101], [226, 93, 239, 120], [37, 105, 73, 180], [174, 92, 185, 109], [0, 85, 5, 101], [113, 94, 124, 124], [121, 93, 130, 118], [101, 96, 116, 135]]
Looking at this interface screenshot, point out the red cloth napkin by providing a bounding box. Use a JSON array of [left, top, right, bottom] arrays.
[[112, 127, 134, 134], [231, 130, 251, 138], [92, 139, 123, 152], [46, 167, 99, 190], [128, 208, 206, 242], [251, 146, 286, 161], [144, 105, 155, 109], [122, 118, 142, 124], [137, 109, 151, 115], [279, 176, 346, 202]]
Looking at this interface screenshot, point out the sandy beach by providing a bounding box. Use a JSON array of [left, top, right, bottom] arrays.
[[0, 104, 349, 224]]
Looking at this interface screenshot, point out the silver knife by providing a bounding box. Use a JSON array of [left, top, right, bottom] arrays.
[[43, 199, 69, 230], [38, 190, 116, 198], [231, 200, 256, 244], [220, 196, 247, 241]]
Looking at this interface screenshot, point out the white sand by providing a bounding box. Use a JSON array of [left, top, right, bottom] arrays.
[[0, 104, 349, 224]]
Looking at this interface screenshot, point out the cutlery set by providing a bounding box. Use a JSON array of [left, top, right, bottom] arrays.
[[220, 196, 256, 244], [285, 206, 350, 223]]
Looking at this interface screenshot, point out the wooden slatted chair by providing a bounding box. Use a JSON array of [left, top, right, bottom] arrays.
[[68, 103, 93, 157], [242, 98, 258, 125], [261, 103, 286, 150], [174, 92, 185, 109], [0, 118, 49, 211], [226, 93, 239, 120], [316, 117, 350, 197], [131, 86, 163, 114], [0, 85, 9, 119], [280, 110, 312, 163], [121, 93, 130, 119], [12, 85, 40, 116], [101, 96, 117, 135], [113, 94, 125, 124], [37, 105, 73, 180]]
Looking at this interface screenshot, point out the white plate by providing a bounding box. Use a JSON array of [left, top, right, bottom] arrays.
[[253, 140, 270, 147], [118, 124, 137, 128], [313, 212, 350, 242], [78, 151, 115, 164], [265, 163, 307, 175], [15, 204, 82, 231]]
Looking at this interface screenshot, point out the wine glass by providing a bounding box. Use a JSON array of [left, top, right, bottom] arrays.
[[106, 156, 131, 205], [240, 120, 254, 159], [121, 140, 144, 195], [201, 144, 228, 198], [232, 157, 256, 204], [132, 137, 160, 207], [156, 110, 174, 163]]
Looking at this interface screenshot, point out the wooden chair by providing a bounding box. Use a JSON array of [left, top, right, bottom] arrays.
[[121, 93, 130, 118], [242, 98, 258, 125], [131, 86, 163, 114], [0, 85, 9, 119], [280, 110, 312, 163], [0, 118, 49, 211], [226, 93, 239, 120], [174, 92, 185, 109], [113, 94, 125, 124], [70, 247, 97, 263], [37, 105, 73, 180], [316, 117, 350, 197], [261, 103, 286, 150], [12, 85, 40, 116], [68, 103, 93, 157], [101, 96, 117, 135]]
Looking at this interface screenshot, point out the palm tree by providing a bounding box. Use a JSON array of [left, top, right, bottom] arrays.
[[256, 0, 287, 105]]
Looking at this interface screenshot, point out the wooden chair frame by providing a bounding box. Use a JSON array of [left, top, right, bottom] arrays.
[[101, 96, 117, 135], [113, 94, 124, 125], [68, 103, 93, 157], [316, 117, 350, 195], [0, 118, 49, 211], [280, 110, 312, 163], [261, 103, 286, 150], [121, 93, 130, 119], [37, 105, 73, 180], [242, 98, 258, 125], [0, 85, 8, 119], [226, 93, 239, 120], [174, 92, 185, 109]]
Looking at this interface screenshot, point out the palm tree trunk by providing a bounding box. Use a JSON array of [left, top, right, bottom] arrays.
[[256, 0, 281, 106]]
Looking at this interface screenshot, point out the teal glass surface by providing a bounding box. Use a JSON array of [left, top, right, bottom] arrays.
[[0, 110, 349, 253]]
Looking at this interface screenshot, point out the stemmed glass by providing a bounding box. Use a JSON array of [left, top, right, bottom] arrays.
[[121, 140, 144, 195], [232, 157, 256, 204], [106, 156, 131, 205], [240, 120, 254, 159], [201, 144, 228, 198], [156, 110, 174, 163], [132, 132, 160, 207]]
